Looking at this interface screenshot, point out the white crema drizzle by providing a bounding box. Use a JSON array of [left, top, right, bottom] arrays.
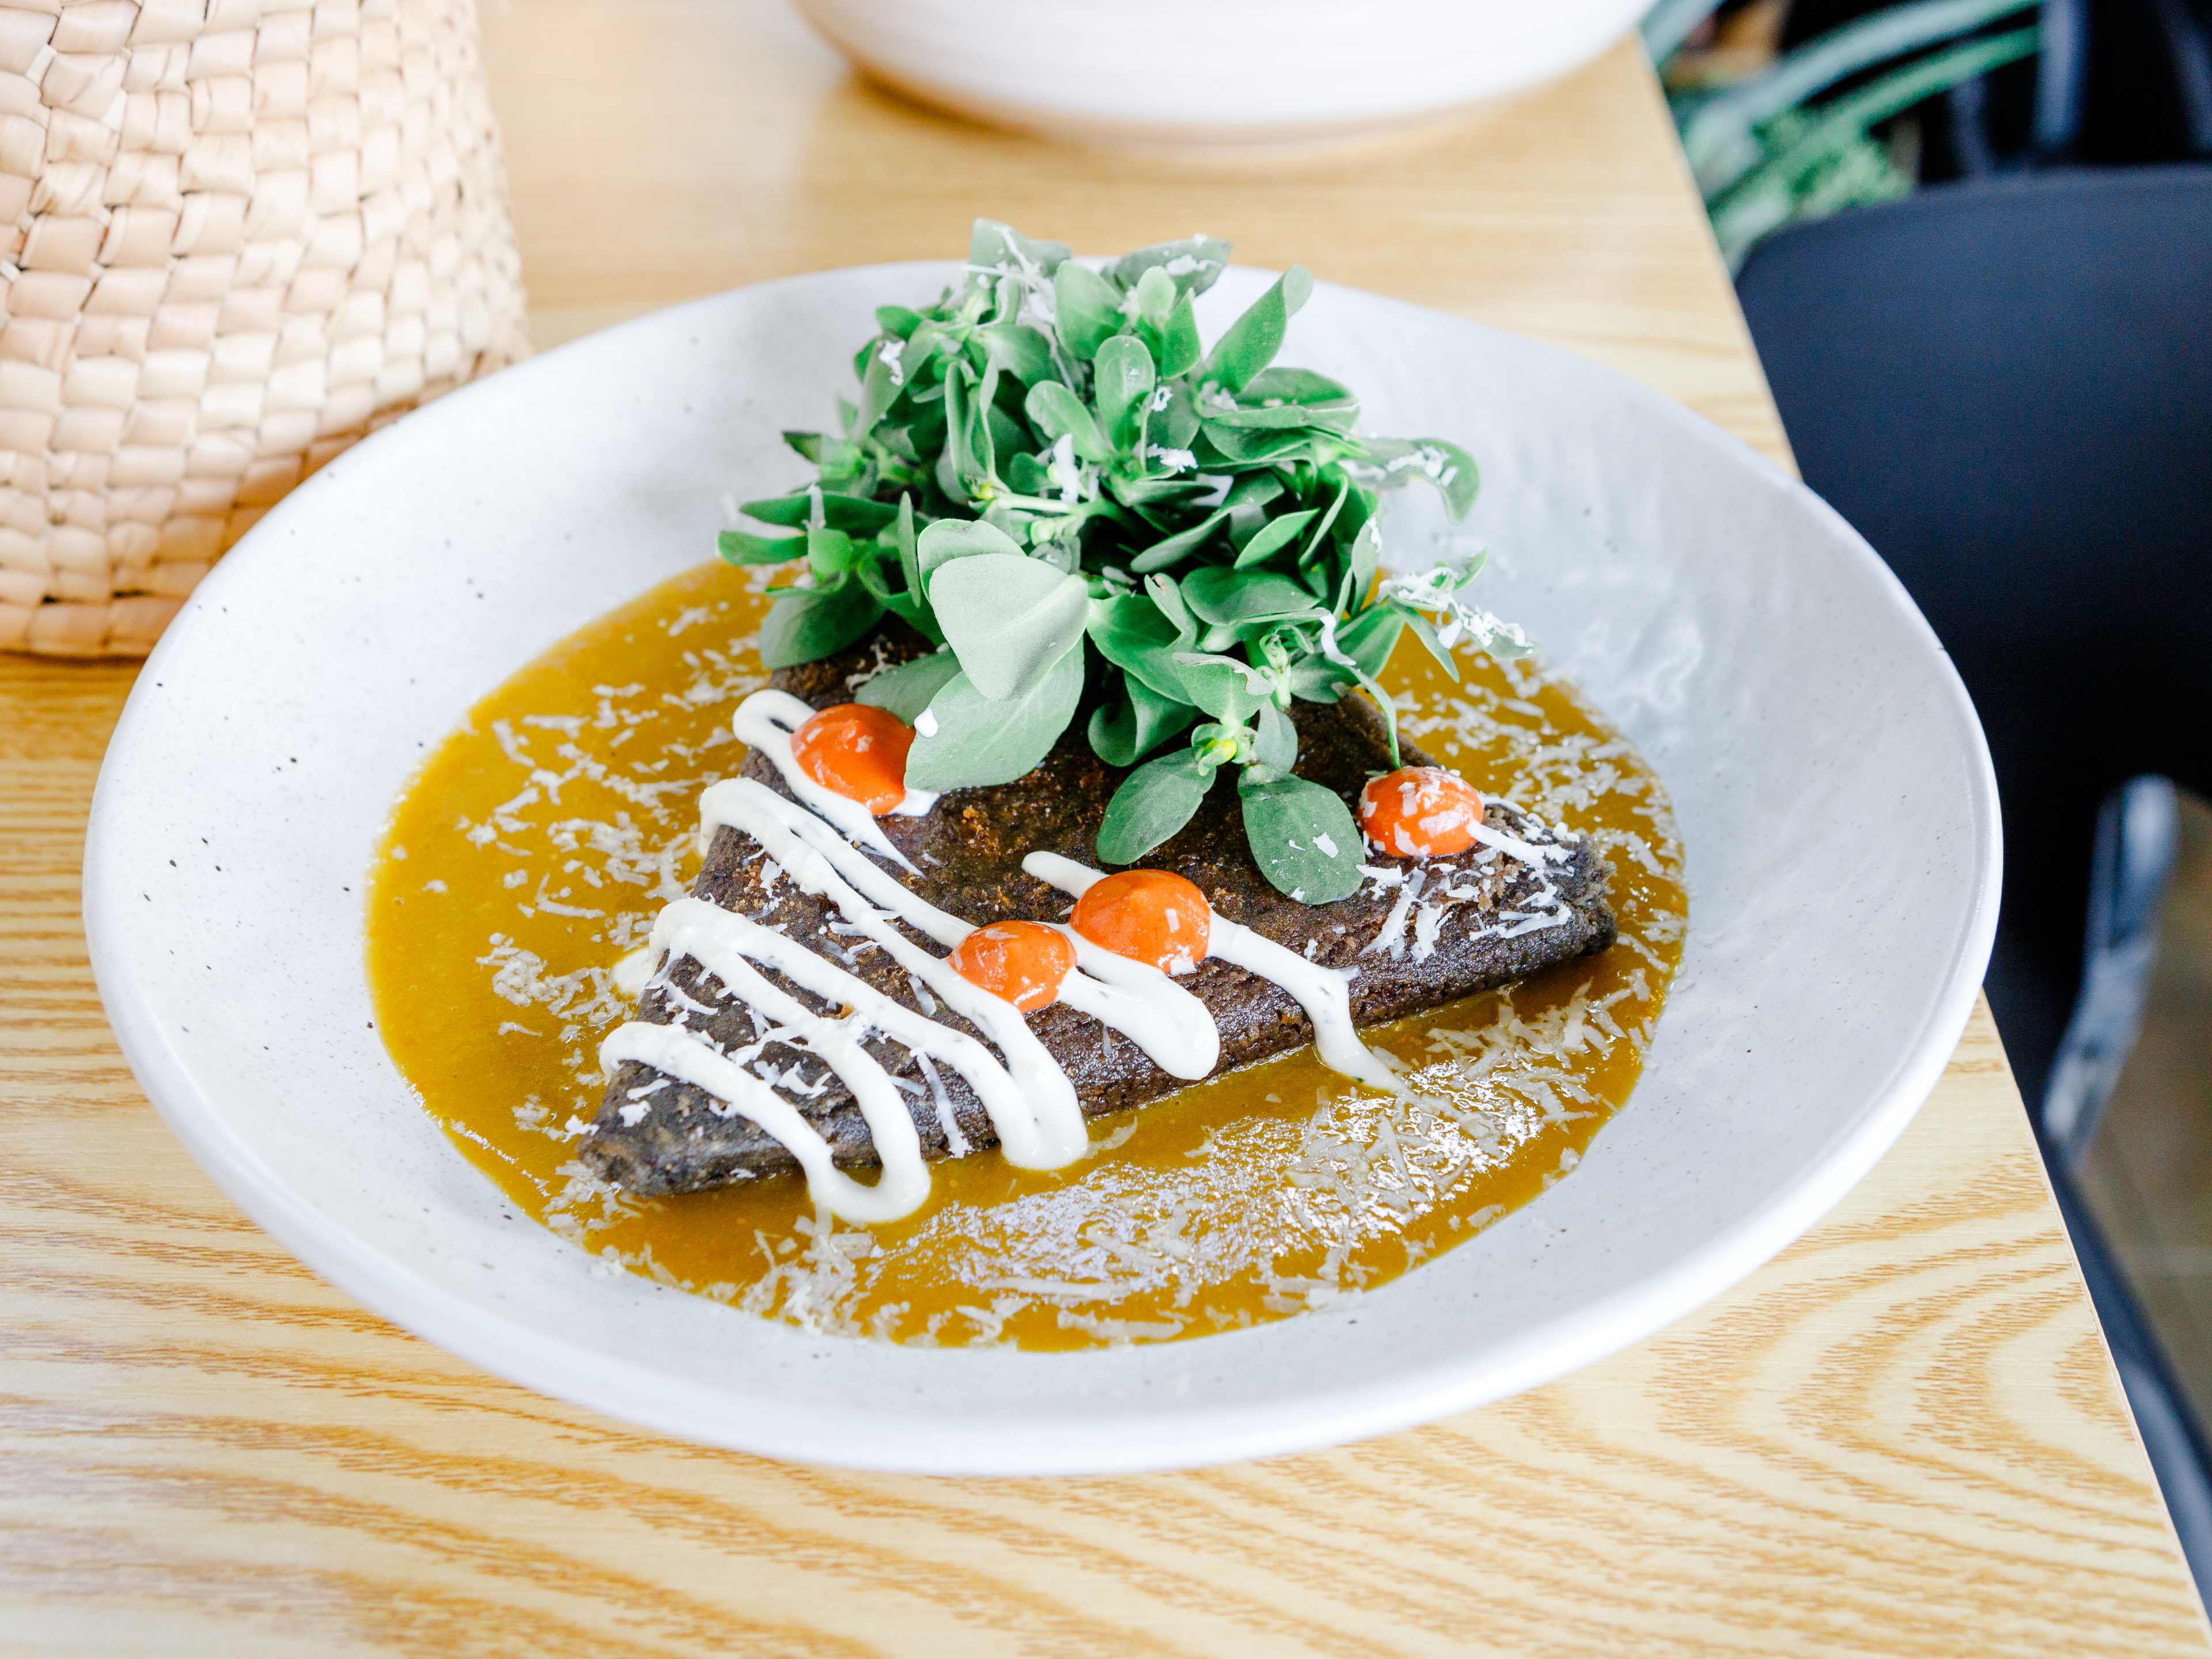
[[599, 692, 1223, 1222], [733, 689, 936, 870], [597, 690, 1444, 1221], [1022, 851, 1401, 1094]]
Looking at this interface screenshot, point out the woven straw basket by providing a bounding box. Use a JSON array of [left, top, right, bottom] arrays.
[[0, 0, 528, 657]]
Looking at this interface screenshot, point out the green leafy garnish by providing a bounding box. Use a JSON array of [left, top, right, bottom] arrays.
[[1238, 771, 1364, 904], [1097, 747, 1219, 865], [720, 221, 1530, 903], [905, 650, 1085, 791], [854, 650, 960, 722], [929, 553, 1088, 702]]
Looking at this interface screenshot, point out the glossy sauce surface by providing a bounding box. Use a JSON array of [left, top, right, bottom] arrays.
[[367, 562, 1686, 1349]]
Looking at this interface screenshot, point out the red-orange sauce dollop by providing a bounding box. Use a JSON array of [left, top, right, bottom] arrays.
[[949, 920, 1076, 1011], [790, 702, 914, 815], [1071, 869, 1211, 974], [1359, 765, 1485, 859]]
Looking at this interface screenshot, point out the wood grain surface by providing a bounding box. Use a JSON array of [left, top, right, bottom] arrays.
[[3, 5, 2206, 1653]]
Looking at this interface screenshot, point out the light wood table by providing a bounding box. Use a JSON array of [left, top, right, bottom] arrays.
[[3, 5, 2206, 1653]]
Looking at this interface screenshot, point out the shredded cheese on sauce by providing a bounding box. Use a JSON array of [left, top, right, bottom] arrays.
[[366, 563, 1686, 1351]]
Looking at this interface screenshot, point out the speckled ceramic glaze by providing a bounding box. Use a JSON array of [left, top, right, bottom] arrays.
[[84, 266, 1999, 1475]]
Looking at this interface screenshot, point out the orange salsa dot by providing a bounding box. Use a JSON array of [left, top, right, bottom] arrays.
[[1071, 869, 1212, 975], [789, 702, 914, 816], [1358, 766, 1485, 859], [949, 921, 1076, 1012]]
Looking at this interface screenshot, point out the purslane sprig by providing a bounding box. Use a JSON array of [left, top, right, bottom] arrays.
[[721, 220, 1529, 904]]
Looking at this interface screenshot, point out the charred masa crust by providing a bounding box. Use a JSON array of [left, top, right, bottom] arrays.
[[584, 626, 1617, 1196]]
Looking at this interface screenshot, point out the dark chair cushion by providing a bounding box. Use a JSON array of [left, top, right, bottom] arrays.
[[1737, 166, 2212, 1108]]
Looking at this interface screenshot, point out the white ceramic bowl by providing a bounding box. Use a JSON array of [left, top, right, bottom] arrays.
[[85, 264, 1999, 1475], [793, 0, 1654, 147]]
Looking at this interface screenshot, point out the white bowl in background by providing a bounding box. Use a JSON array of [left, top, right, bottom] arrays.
[[793, 0, 1656, 147], [85, 264, 1998, 1475]]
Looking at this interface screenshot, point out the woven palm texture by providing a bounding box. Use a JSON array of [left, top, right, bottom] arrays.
[[0, 0, 528, 657]]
